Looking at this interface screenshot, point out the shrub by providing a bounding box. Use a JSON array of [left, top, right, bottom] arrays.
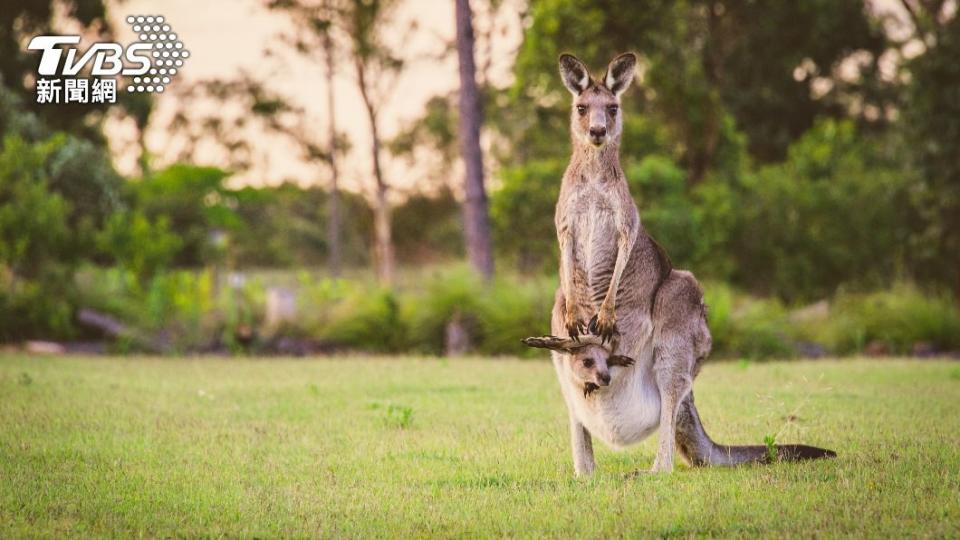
[[490, 160, 562, 272], [821, 285, 960, 355], [96, 210, 181, 284], [403, 266, 484, 354], [71, 264, 960, 359], [475, 274, 555, 356], [704, 282, 794, 360], [399, 266, 555, 356], [319, 287, 408, 353]]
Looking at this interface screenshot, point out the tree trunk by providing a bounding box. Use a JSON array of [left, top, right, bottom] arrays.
[[455, 0, 494, 280], [356, 60, 395, 285], [137, 128, 149, 176], [323, 29, 342, 277]]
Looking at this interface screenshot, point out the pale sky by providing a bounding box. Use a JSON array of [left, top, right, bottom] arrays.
[[104, 0, 524, 197]]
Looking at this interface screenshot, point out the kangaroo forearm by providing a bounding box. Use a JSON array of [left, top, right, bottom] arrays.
[[559, 237, 576, 305], [602, 233, 633, 309]]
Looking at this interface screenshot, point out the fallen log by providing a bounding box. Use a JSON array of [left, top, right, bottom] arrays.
[[77, 308, 172, 354]]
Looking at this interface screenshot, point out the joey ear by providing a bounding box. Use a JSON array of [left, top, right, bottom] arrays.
[[607, 354, 635, 367], [604, 52, 638, 97], [522, 335, 575, 353], [558, 54, 591, 95]]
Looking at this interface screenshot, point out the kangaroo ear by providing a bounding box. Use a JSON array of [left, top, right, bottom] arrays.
[[558, 54, 591, 95], [604, 52, 638, 97], [607, 354, 635, 367], [522, 335, 576, 352], [522, 334, 606, 352]]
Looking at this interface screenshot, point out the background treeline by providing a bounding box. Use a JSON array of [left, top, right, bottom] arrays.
[[1, 0, 959, 358]]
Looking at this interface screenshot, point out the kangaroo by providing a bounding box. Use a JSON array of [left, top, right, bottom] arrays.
[[524, 53, 836, 475]]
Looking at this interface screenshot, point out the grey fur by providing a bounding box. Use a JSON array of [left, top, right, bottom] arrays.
[[525, 53, 835, 475]]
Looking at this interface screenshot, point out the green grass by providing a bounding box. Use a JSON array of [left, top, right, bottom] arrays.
[[1, 356, 958, 537]]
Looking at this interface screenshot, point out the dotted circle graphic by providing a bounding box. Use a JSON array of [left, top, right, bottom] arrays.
[[125, 15, 188, 93]]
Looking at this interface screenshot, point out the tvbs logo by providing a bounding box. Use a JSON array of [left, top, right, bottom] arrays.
[[28, 15, 189, 105]]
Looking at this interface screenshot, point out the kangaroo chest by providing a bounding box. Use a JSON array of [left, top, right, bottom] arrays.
[[565, 182, 620, 304]]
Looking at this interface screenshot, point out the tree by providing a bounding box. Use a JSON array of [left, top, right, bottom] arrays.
[[898, 2, 960, 300], [343, 0, 409, 285], [322, 17, 343, 277], [503, 0, 887, 180], [0, 0, 155, 152], [0, 0, 109, 140], [270, 0, 407, 284], [455, 0, 494, 280], [266, 0, 347, 277], [130, 164, 238, 267]]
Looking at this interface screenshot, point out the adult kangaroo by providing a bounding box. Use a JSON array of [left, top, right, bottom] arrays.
[[524, 53, 835, 475]]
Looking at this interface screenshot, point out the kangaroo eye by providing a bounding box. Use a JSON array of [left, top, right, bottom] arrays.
[[582, 358, 594, 368], [607, 105, 618, 115], [576, 105, 587, 116]]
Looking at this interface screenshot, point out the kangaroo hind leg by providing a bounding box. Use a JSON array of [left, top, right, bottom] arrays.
[[648, 345, 695, 473]]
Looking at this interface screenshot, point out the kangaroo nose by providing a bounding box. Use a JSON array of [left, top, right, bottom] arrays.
[[589, 126, 606, 138], [597, 372, 611, 386]]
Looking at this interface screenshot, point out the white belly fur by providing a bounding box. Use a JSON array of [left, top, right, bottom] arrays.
[[558, 345, 661, 449]]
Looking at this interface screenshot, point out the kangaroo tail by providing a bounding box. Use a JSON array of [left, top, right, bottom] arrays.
[[675, 393, 836, 466]]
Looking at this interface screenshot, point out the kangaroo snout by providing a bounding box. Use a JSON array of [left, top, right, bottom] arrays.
[[596, 371, 611, 386], [589, 126, 606, 144]]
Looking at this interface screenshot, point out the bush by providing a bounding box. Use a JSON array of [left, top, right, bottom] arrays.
[[96, 210, 181, 284], [475, 274, 555, 356], [626, 155, 704, 269], [0, 135, 86, 339], [71, 263, 960, 359], [403, 267, 484, 354], [77, 267, 248, 352], [818, 285, 960, 355], [698, 120, 912, 302], [704, 282, 794, 360], [130, 164, 236, 267], [490, 160, 562, 272], [319, 288, 408, 353]]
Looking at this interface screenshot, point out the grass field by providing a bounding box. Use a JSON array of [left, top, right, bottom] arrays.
[[1, 355, 958, 537]]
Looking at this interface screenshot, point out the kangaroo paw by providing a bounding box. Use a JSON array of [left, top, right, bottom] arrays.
[[565, 314, 586, 341], [588, 311, 618, 344]]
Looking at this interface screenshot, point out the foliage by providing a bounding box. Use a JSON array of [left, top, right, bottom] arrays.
[[318, 287, 407, 352], [96, 211, 181, 283], [0, 136, 73, 280], [490, 160, 562, 271], [503, 0, 886, 174], [230, 183, 372, 268], [0, 134, 120, 339], [130, 165, 237, 267], [699, 120, 912, 301], [74, 263, 960, 359], [400, 266, 554, 356], [391, 189, 463, 264], [490, 118, 913, 304], [0, 0, 113, 141], [901, 14, 960, 295], [626, 155, 701, 266], [702, 282, 793, 360], [812, 285, 960, 355]]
